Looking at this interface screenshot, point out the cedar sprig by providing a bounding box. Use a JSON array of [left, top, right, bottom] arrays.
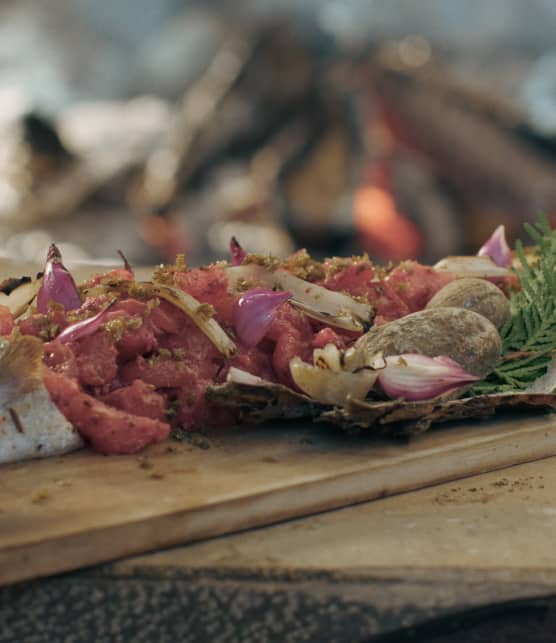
[[470, 214, 556, 395]]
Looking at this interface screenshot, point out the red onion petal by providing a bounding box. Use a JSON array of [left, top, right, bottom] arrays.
[[37, 244, 82, 313], [230, 237, 247, 266], [55, 299, 117, 344], [477, 225, 512, 267], [227, 264, 373, 332], [234, 288, 292, 347], [378, 353, 480, 401]]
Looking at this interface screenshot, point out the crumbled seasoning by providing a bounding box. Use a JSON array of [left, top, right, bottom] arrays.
[[398, 261, 415, 275], [235, 277, 254, 292], [174, 431, 211, 449], [324, 254, 372, 278], [164, 398, 181, 417], [195, 302, 215, 321], [383, 261, 396, 275], [31, 490, 50, 504], [152, 265, 176, 285], [65, 307, 92, 323], [147, 348, 185, 366], [394, 281, 410, 293], [99, 276, 129, 288], [174, 254, 187, 272], [146, 297, 160, 312], [103, 316, 142, 341], [38, 323, 60, 342], [434, 476, 546, 506], [172, 348, 186, 361], [127, 282, 153, 301], [137, 456, 153, 470], [280, 250, 325, 282], [243, 253, 280, 271], [46, 301, 66, 313], [352, 292, 370, 304]]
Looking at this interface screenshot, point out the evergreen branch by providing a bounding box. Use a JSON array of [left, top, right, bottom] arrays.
[[470, 214, 556, 395]]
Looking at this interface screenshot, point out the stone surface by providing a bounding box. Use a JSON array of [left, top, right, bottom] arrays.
[[4, 457, 556, 641]]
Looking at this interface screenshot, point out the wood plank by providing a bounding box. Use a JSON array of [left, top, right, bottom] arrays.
[[1, 412, 555, 586], [121, 455, 556, 577]]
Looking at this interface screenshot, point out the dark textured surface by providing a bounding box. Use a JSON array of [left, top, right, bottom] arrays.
[[0, 575, 406, 643], [2, 566, 556, 643]]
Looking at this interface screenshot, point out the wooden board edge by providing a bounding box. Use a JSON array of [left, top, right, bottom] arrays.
[[3, 419, 556, 587]]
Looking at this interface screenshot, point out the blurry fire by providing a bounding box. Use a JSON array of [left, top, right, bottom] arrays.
[[139, 213, 191, 261], [353, 164, 423, 261]]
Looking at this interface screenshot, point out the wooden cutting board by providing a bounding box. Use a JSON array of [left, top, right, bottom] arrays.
[[1, 411, 556, 586]]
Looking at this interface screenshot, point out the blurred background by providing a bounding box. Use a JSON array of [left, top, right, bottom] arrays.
[[2, 0, 556, 267]]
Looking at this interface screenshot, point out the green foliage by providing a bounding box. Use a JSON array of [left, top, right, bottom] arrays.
[[471, 214, 556, 395]]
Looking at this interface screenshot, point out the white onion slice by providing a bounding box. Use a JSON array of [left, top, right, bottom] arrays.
[[148, 282, 237, 357], [0, 278, 40, 318], [290, 358, 380, 406], [290, 343, 384, 406], [227, 265, 373, 332], [433, 256, 512, 278], [226, 367, 271, 386]]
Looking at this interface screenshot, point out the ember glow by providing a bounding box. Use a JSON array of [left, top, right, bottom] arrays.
[[353, 184, 423, 261]]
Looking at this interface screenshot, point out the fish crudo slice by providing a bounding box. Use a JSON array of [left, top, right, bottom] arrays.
[[0, 335, 83, 464]]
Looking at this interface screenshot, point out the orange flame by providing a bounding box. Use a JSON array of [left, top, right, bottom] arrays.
[[354, 184, 422, 261]]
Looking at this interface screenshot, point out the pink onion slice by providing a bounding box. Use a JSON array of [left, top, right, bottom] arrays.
[[234, 288, 292, 347], [227, 264, 373, 332], [55, 299, 117, 344], [37, 244, 82, 313], [378, 353, 480, 401], [230, 237, 247, 266], [477, 224, 512, 267]]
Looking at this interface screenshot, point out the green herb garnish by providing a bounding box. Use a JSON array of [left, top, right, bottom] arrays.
[[470, 214, 556, 395]]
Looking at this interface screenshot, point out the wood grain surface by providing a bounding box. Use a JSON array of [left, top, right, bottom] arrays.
[[1, 411, 555, 586]]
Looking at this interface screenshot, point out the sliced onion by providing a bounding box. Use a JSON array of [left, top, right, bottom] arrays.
[[378, 354, 480, 401], [148, 282, 237, 357], [228, 265, 373, 332], [477, 225, 512, 267], [433, 255, 512, 278], [229, 237, 246, 266], [226, 367, 270, 386], [290, 358, 380, 406], [234, 288, 291, 347], [290, 343, 384, 406], [55, 299, 117, 344], [37, 244, 82, 313], [0, 276, 41, 317]]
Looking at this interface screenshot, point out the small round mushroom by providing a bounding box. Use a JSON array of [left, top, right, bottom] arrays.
[[426, 277, 510, 329]]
